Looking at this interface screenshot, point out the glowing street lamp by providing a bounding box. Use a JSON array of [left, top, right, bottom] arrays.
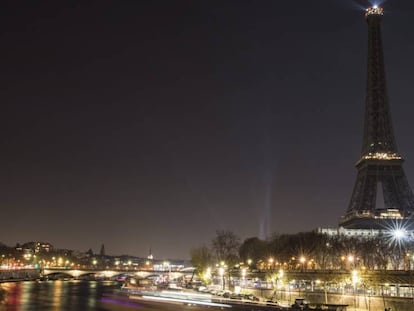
[[241, 267, 247, 290], [219, 267, 225, 290], [352, 270, 359, 311], [219, 267, 225, 276], [268, 257, 274, 270], [300, 256, 306, 271], [347, 255, 355, 269], [241, 267, 247, 279], [204, 267, 212, 282], [352, 270, 359, 285]]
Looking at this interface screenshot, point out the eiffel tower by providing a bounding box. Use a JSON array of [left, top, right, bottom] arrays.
[[340, 6, 414, 230]]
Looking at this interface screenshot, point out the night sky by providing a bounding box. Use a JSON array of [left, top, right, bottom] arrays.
[[2, 0, 414, 259]]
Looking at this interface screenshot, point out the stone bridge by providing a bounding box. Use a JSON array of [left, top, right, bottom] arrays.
[[42, 268, 193, 280]]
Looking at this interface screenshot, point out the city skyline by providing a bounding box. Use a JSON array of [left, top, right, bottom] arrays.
[[2, 1, 414, 259]]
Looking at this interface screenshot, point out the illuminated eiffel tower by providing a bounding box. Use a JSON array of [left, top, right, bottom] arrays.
[[340, 6, 414, 229]]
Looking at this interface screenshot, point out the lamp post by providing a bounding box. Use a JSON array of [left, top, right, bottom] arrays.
[[347, 255, 355, 270], [277, 269, 284, 301], [300, 256, 306, 271], [391, 228, 407, 270], [204, 267, 212, 284], [219, 267, 225, 290], [352, 270, 359, 311], [268, 257, 274, 270], [241, 267, 246, 292]]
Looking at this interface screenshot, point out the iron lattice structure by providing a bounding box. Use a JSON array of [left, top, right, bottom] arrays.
[[340, 7, 414, 229]]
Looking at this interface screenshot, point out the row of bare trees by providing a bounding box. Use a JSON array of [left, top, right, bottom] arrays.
[[240, 231, 400, 270], [191, 230, 413, 274]]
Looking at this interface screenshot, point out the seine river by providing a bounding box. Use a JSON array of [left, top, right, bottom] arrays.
[[0, 280, 253, 311], [0, 280, 118, 310]]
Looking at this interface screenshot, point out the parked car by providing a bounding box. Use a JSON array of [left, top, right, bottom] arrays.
[[229, 293, 243, 300], [243, 294, 259, 301], [266, 299, 279, 306], [292, 297, 309, 310]]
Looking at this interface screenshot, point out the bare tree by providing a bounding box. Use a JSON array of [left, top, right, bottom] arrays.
[[190, 245, 213, 276], [239, 237, 267, 264], [211, 230, 240, 267]]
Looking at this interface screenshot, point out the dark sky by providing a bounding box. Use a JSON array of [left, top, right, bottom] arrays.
[[2, 0, 414, 259]]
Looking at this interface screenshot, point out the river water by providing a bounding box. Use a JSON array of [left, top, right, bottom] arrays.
[[0, 280, 118, 310], [0, 280, 257, 311]]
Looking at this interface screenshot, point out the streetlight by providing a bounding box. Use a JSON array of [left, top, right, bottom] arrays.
[[276, 269, 284, 300], [241, 267, 247, 292], [268, 257, 274, 270], [241, 267, 246, 280], [389, 227, 409, 270], [219, 267, 225, 290], [300, 256, 306, 271], [346, 254, 355, 270], [204, 267, 212, 283], [352, 270, 359, 311], [351, 270, 359, 284]]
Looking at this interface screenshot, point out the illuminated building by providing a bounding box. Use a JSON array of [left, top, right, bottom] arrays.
[[21, 242, 53, 253]]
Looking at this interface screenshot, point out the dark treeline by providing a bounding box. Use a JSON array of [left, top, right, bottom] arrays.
[[191, 230, 412, 274]]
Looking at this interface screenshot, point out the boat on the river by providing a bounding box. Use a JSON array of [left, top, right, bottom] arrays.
[[109, 278, 348, 310], [117, 277, 232, 308]]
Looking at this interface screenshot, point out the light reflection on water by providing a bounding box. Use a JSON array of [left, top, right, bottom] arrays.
[[0, 280, 117, 311], [0, 281, 255, 311]]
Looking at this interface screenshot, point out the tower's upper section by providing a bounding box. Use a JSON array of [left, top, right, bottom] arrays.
[[360, 6, 401, 162], [365, 6, 384, 18]]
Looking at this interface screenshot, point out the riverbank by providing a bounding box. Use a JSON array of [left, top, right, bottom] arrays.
[[248, 288, 414, 311]]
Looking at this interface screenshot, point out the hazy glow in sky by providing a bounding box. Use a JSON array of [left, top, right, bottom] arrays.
[[1, 0, 414, 258]]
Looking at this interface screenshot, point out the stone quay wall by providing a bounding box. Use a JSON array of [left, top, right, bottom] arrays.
[[0, 269, 40, 282]]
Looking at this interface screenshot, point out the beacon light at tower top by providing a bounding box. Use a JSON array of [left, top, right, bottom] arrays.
[[365, 6, 384, 17]]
